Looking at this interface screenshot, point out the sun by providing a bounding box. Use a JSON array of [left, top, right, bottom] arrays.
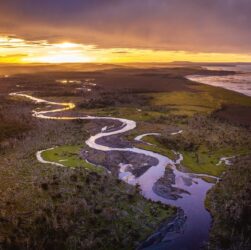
[[20, 41, 93, 63], [53, 42, 80, 49]]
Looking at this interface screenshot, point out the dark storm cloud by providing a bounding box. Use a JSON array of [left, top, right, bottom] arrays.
[[0, 0, 251, 53]]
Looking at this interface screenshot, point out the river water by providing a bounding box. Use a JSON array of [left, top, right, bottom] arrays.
[[10, 92, 218, 250]]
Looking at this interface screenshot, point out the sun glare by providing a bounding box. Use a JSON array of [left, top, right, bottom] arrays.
[[1, 35, 251, 64], [53, 42, 80, 49]]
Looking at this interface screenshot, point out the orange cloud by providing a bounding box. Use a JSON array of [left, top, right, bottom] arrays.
[[1, 35, 251, 64], [1, 1, 251, 54]]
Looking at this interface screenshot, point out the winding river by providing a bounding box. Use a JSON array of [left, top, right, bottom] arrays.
[[10, 92, 219, 250]]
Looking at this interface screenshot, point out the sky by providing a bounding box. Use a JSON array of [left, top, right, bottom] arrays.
[[0, 0, 251, 63]]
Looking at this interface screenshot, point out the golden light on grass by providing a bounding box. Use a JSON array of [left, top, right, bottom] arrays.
[[1, 35, 251, 64]]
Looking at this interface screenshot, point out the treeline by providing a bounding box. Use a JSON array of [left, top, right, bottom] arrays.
[[78, 91, 152, 109]]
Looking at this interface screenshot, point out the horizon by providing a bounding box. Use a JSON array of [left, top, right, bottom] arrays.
[[1, 1, 251, 64], [1, 36, 251, 64]]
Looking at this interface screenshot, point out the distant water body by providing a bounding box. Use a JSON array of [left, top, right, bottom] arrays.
[[187, 64, 251, 97]]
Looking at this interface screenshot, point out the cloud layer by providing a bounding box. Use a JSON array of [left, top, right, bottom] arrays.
[[0, 0, 251, 54]]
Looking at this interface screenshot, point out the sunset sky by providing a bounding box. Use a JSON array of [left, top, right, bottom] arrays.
[[1, 0, 251, 64]]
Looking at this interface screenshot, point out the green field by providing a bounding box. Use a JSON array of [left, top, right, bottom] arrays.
[[41, 145, 103, 172], [182, 147, 250, 176], [149, 85, 251, 116]]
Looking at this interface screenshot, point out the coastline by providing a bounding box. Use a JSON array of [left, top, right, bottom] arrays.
[[186, 72, 251, 97]]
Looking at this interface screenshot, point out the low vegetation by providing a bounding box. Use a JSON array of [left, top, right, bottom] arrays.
[[0, 66, 250, 249], [0, 165, 175, 250], [78, 91, 151, 109], [0, 76, 177, 249], [134, 135, 177, 161], [155, 115, 251, 176], [41, 145, 102, 172], [0, 106, 32, 144], [133, 114, 250, 177], [150, 83, 251, 116], [207, 156, 251, 250]]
